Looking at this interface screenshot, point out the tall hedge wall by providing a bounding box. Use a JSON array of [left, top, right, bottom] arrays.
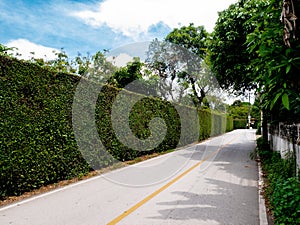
[[233, 119, 247, 129], [0, 56, 233, 198], [0, 56, 91, 198]]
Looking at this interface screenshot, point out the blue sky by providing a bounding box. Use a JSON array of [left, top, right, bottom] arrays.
[[0, 0, 237, 60]]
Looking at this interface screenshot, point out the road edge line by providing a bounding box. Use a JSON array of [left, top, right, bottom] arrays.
[[258, 160, 268, 225]]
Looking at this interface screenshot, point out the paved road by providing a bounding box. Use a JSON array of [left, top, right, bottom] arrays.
[[0, 129, 259, 225]]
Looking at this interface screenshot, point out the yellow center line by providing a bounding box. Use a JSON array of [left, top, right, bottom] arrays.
[[107, 136, 237, 225]]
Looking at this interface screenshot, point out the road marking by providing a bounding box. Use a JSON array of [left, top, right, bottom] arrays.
[[0, 172, 105, 212], [106, 137, 236, 225]]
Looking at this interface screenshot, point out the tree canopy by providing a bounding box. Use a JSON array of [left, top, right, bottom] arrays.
[[146, 24, 221, 108], [165, 23, 208, 59], [209, 0, 300, 122], [245, 0, 300, 120], [208, 0, 268, 93]]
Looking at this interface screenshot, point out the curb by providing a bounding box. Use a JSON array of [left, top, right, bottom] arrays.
[[258, 161, 268, 225]]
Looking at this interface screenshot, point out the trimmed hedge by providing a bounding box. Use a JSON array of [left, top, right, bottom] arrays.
[[226, 116, 234, 132], [0, 56, 233, 198], [0, 57, 91, 198], [233, 119, 247, 129], [198, 109, 233, 140]]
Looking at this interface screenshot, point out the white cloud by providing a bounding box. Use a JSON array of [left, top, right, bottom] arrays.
[[107, 53, 134, 67], [71, 0, 237, 39], [6, 39, 59, 60]]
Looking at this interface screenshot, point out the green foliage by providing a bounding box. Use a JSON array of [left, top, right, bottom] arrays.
[[0, 56, 91, 198], [82, 51, 117, 83], [94, 86, 182, 162], [228, 100, 256, 129], [0, 55, 233, 198], [198, 109, 212, 140], [256, 137, 299, 224], [110, 59, 143, 88], [251, 98, 261, 125], [73, 52, 92, 75], [210, 0, 300, 122], [208, 0, 265, 92], [146, 38, 213, 107], [256, 137, 272, 160], [229, 100, 249, 119], [226, 116, 234, 132], [245, 0, 300, 119], [96, 86, 233, 160], [159, 24, 209, 106], [211, 112, 227, 136], [271, 177, 300, 225], [233, 119, 247, 129], [165, 23, 208, 59], [0, 44, 15, 57], [198, 109, 232, 140], [47, 48, 72, 73]]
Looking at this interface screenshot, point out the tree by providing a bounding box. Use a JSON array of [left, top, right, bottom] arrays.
[[165, 23, 208, 59], [145, 39, 213, 106], [84, 51, 117, 83], [166, 24, 210, 106], [208, 0, 266, 93], [48, 48, 72, 73], [145, 24, 217, 107], [110, 58, 143, 88], [209, 0, 300, 139], [246, 0, 300, 121], [73, 52, 92, 75], [230, 100, 249, 114]]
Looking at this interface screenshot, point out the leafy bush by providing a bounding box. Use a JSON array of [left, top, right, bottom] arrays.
[[271, 177, 300, 225], [256, 137, 299, 224], [233, 119, 247, 129], [256, 137, 273, 161]]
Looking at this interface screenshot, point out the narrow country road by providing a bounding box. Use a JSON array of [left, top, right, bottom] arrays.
[[0, 129, 259, 225]]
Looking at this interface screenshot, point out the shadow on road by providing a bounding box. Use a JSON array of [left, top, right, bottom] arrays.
[[147, 130, 259, 224], [148, 178, 258, 224]]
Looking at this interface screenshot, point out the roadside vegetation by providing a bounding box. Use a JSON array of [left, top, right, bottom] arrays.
[[228, 99, 260, 129], [255, 137, 300, 224], [1, 2, 299, 221], [0, 49, 232, 199], [209, 0, 300, 137]]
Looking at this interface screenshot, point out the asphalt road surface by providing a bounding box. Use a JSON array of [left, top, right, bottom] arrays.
[[0, 129, 259, 225]]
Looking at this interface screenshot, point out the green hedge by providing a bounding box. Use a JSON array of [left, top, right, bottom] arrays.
[[233, 119, 247, 129], [0, 56, 233, 198], [226, 116, 234, 132], [0, 57, 91, 198], [198, 109, 233, 140]]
